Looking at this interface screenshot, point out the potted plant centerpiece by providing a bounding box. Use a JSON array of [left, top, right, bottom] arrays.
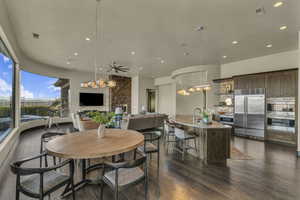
[[201, 109, 213, 124], [89, 112, 115, 138]]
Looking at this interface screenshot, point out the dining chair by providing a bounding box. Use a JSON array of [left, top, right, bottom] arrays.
[[40, 131, 66, 167], [44, 110, 60, 130], [136, 131, 161, 178], [11, 152, 76, 200], [74, 113, 85, 132], [71, 113, 79, 132], [100, 151, 148, 200], [174, 127, 198, 160]]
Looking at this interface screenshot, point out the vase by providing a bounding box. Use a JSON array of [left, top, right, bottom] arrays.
[[97, 124, 106, 138]]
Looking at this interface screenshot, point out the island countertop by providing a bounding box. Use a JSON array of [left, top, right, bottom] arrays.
[[169, 115, 231, 165], [171, 115, 231, 129]]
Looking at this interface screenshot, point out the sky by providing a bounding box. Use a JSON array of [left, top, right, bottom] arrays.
[[0, 53, 61, 100]]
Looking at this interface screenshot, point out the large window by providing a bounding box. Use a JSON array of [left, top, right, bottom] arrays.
[[20, 71, 69, 122], [0, 39, 15, 142]]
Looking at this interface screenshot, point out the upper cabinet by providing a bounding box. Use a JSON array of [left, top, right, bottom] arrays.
[[250, 74, 266, 89], [265, 70, 297, 98], [234, 74, 265, 90], [266, 72, 282, 98], [233, 77, 247, 90], [234, 69, 298, 98], [280, 70, 297, 97]]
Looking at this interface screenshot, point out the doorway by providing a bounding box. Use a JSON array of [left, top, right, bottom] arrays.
[[147, 89, 156, 113]]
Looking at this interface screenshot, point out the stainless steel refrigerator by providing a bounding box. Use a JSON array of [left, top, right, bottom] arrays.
[[234, 89, 265, 139]]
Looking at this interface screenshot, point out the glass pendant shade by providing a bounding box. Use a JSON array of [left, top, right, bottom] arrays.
[[107, 80, 116, 88]]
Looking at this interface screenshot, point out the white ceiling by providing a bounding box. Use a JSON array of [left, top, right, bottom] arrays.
[[4, 0, 300, 77]]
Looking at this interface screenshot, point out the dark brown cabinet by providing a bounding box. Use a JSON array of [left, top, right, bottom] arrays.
[[234, 69, 297, 97], [234, 77, 247, 90], [280, 71, 297, 97], [234, 74, 265, 90], [266, 70, 297, 98], [266, 72, 282, 98], [249, 74, 265, 89]]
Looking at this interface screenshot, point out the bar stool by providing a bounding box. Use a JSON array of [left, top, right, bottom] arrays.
[[174, 127, 198, 160], [164, 120, 176, 153]]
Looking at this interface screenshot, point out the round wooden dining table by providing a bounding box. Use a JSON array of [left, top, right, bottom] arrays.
[[46, 129, 144, 159], [45, 128, 144, 196]]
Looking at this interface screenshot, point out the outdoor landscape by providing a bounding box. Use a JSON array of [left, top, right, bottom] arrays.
[[0, 52, 61, 142]]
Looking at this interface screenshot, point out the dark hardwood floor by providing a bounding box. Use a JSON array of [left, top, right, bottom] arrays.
[[1, 124, 300, 200]]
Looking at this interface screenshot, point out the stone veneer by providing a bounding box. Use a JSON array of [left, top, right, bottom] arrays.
[[109, 75, 132, 113]]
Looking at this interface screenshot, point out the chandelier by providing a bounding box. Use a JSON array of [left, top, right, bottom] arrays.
[[80, 74, 117, 89], [177, 84, 211, 96], [176, 71, 212, 96], [81, 0, 116, 89]]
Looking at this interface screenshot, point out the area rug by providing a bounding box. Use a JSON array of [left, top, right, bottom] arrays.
[[230, 146, 254, 160]]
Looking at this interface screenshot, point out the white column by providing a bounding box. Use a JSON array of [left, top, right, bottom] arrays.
[[14, 64, 21, 128], [131, 75, 139, 114], [298, 31, 300, 155], [171, 82, 177, 117]]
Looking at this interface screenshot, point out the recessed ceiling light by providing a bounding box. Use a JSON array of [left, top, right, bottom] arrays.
[[232, 41, 239, 45], [266, 44, 273, 48], [131, 51, 136, 55], [160, 60, 165, 64], [85, 37, 90, 41], [273, 2, 283, 7], [223, 56, 227, 59], [74, 52, 79, 56], [32, 33, 40, 39], [279, 25, 287, 30], [255, 7, 266, 15], [195, 26, 205, 31], [66, 61, 71, 65], [180, 43, 188, 47]]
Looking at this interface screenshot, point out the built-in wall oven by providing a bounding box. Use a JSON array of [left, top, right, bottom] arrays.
[[266, 97, 296, 134], [219, 115, 234, 125]]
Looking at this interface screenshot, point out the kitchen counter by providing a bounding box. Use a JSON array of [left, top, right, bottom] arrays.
[[171, 115, 232, 165], [172, 115, 231, 129]]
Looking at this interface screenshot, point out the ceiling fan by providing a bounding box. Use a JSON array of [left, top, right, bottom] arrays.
[[107, 61, 130, 73]]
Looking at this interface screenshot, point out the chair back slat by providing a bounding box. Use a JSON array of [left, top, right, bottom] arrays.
[[121, 156, 147, 169]]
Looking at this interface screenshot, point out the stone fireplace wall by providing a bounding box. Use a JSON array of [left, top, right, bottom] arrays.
[[109, 75, 132, 113]]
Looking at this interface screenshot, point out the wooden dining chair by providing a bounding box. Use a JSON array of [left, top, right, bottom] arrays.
[[11, 152, 76, 200], [40, 131, 66, 167], [71, 113, 79, 132], [136, 131, 161, 179], [100, 151, 148, 200]]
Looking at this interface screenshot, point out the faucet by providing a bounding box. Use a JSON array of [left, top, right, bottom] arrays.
[[193, 107, 202, 124]]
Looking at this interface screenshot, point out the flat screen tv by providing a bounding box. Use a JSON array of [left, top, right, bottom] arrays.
[[79, 93, 104, 106]]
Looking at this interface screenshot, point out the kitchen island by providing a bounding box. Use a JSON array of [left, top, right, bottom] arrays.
[[171, 115, 232, 165]]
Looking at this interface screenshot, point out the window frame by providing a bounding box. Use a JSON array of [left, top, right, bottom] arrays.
[[0, 37, 16, 142]]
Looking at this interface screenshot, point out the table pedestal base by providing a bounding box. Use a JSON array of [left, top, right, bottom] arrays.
[[61, 159, 104, 197]]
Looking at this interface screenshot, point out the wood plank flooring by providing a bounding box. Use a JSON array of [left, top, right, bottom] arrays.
[[1, 124, 300, 200]]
